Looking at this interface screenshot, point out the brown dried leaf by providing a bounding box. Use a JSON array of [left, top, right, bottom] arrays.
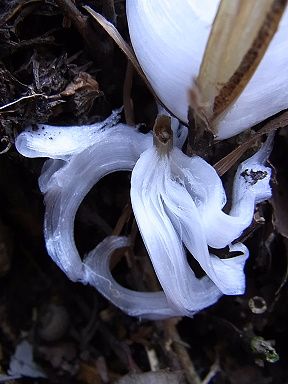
[[60, 71, 102, 117], [195, 0, 286, 131], [61, 72, 99, 97], [78, 362, 102, 384]]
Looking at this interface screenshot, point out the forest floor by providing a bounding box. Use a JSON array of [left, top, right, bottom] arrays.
[[0, 1, 288, 383]]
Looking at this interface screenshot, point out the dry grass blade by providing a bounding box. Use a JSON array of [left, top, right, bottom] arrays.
[[83, 6, 155, 96], [213, 110, 288, 176], [164, 319, 201, 384], [194, 0, 286, 132], [0, 94, 46, 112]]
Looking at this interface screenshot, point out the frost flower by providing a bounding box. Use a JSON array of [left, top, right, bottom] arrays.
[[131, 116, 272, 315], [17, 111, 152, 281], [15, 112, 272, 319], [16, 111, 188, 319]]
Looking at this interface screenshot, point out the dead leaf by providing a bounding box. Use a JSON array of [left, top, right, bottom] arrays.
[[61, 72, 100, 97], [61, 71, 102, 116]]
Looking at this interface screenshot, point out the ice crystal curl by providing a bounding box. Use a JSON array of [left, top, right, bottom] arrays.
[[15, 111, 272, 319]]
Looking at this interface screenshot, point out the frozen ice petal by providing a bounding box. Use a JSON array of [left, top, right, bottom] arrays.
[[202, 135, 273, 248], [161, 149, 244, 295], [171, 149, 226, 211], [43, 125, 151, 281], [39, 159, 65, 193], [83, 236, 183, 319], [15, 109, 121, 159], [131, 146, 222, 314], [210, 243, 249, 295], [134, 145, 255, 295]]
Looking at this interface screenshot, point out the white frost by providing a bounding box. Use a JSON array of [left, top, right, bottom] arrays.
[[15, 110, 272, 318]]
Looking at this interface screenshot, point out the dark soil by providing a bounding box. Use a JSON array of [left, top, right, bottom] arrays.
[[0, 1, 288, 383]]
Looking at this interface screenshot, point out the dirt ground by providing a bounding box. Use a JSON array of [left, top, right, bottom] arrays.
[[0, 1, 288, 383]]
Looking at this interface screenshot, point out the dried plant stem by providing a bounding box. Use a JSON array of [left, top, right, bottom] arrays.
[[123, 61, 135, 126], [54, 0, 102, 60], [54, 0, 87, 35], [164, 319, 202, 384], [214, 110, 288, 176], [202, 358, 220, 384]]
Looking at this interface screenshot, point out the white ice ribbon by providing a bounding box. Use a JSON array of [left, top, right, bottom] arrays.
[[15, 112, 272, 318]]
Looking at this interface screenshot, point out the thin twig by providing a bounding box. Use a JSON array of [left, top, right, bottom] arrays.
[[214, 110, 288, 176], [0, 94, 46, 112], [112, 204, 132, 236], [164, 319, 202, 384], [54, 0, 88, 36], [55, 0, 103, 60], [123, 61, 135, 126], [202, 357, 220, 384]]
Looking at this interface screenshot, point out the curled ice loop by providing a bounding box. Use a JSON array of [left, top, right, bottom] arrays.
[[15, 111, 272, 319]]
